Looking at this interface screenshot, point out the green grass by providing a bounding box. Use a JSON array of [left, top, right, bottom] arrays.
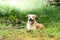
[[0, 22, 60, 40]]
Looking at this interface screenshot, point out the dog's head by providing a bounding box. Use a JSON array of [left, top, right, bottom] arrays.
[[26, 14, 38, 22]]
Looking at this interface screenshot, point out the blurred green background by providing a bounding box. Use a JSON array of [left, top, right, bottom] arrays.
[[0, 0, 60, 23]]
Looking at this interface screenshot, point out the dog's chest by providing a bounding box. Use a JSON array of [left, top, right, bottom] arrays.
[[27, 23, 36, 30]]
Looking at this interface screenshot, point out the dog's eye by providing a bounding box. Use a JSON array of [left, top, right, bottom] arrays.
[[33, 16, 35, 18], [28, 16, 30, 17]]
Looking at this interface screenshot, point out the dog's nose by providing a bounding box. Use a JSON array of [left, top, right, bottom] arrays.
[[29, 18, 33, 21], [30, 18, 32, 20]]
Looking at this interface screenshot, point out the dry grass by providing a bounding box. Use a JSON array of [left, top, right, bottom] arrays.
[[0, 28, 60, 40]]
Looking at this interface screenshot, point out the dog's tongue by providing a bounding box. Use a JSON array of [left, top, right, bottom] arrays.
[[29, 21, 32, 24]]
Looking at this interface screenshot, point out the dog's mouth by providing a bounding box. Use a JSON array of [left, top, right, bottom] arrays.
[[29, 21, 34, 24], [29, 20, 34, 22], [29, 20, 34, 24], [28, 18, 35, 24], [29, 18, 34, 22]]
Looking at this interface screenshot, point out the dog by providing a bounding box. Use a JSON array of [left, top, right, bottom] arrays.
[[26, 14, 44, 30]]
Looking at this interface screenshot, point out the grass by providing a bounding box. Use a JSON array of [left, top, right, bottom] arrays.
[[0, 22, 60, 40]]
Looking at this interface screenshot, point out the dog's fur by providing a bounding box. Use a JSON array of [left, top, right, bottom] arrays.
[[26, 14, 44, 30]]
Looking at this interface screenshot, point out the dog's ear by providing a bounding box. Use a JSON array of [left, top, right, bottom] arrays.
[[26, 14, 30, 17]]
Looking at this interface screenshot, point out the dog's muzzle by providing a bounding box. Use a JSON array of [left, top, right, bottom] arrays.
[[29, 18, 34, 22]]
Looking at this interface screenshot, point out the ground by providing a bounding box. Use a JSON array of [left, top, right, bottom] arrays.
[[0, 25, 60, 40], [0, 22, 60, 40]]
